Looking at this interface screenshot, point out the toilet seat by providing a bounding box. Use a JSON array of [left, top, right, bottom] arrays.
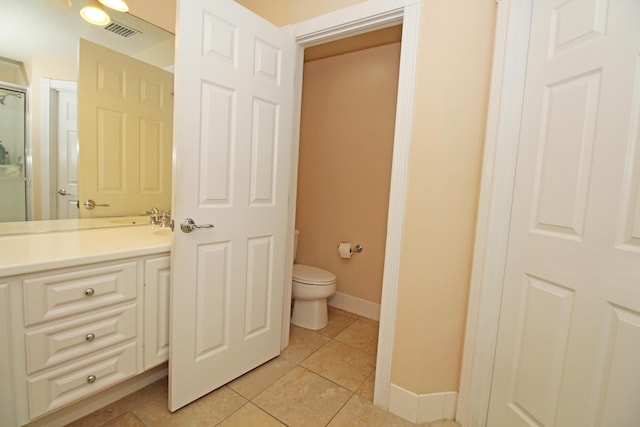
[[292, 264, 336, 286]]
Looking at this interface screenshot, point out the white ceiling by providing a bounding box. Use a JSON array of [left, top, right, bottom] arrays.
[[0, 0, 173, 65]]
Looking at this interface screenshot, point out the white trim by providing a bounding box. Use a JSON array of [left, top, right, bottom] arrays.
[[288, 0, 413, 46], [456, 1, 533, 426], [281, 44, 306, 352], [286, 0, 421, 411], [389, 384, 419, 422], [389, 383, 458, 423], [373, 1, 420, 409], [328, 291, 381, 321], [40, 79, 52, 220], [25, 87, 33, 221]]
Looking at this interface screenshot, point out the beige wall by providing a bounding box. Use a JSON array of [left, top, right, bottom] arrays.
[[296, 42, 400, 304], [136, 0, 497, 397], [233, 0, 364, 27], [390, 2, 496, 394], [0, 60, 28, 86], [23, 55, 77, 220], [128, 0, 177, 33]]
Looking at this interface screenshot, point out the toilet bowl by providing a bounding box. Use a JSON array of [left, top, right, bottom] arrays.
[[291, 263, 336, 330]]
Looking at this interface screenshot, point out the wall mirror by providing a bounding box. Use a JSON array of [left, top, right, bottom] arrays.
[[0, 0, 175, 234]]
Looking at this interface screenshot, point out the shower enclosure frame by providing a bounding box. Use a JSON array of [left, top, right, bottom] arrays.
[[0, 82, 31, 222]]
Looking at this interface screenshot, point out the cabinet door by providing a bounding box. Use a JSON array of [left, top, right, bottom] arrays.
[[144, 256, 170, 369]]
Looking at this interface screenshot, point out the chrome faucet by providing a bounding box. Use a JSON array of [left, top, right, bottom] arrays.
[[160, 210, 172, 228], [145, 207, 160, 225]]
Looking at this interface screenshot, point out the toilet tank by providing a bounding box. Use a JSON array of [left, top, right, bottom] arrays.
[[294, 229, 300, 261]]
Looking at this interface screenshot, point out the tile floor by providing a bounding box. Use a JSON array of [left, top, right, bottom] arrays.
[[67, 307, 460, 427]]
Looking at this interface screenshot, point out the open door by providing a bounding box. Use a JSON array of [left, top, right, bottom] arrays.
[[78, 39, 173, 217], [487, 1, 640, 425], [169, 0, 297, 411]]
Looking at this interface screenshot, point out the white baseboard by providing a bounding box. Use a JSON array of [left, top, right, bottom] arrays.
[[388, 383, 458, 424], [328, 291, 381, 321]]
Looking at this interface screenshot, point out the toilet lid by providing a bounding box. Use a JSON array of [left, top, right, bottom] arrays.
[[293, 264, 336, 285]]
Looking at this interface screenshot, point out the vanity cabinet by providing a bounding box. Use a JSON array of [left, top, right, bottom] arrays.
[[0, 252, 170, 427], [143, 256, 171, 369]]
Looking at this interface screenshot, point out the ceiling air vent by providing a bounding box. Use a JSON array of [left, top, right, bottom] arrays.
[[104, 21, 140, 38]]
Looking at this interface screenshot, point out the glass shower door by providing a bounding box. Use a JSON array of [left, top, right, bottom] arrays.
[[0, 86, 27, 222]]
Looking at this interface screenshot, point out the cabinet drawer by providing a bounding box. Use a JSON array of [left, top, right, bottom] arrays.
[[27, 342, 137, 419], [25, 304, 137, 374], [23, 262, 137, 326]]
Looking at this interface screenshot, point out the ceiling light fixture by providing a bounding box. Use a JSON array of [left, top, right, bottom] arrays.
[[98, 0, 129, 12], [80, 0, 111, 26]]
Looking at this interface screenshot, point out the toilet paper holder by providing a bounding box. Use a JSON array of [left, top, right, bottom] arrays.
[[338, 242, 364, 253]]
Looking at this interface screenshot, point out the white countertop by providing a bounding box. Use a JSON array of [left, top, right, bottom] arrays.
[[0, 225, 172, 277], [0, 216, 150, 236]]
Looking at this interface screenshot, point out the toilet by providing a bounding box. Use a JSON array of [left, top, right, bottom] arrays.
[[291, 230, 336, 330]]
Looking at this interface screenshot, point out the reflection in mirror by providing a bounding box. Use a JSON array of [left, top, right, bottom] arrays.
[[78, 39, 173, 218], [0, 0, 175, 233], [0, 86, 27, 222]]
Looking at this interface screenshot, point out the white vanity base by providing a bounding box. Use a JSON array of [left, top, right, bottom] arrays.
[[0, 225, 172, 427]]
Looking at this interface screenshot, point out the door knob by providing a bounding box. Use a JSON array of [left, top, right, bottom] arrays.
[[57, 188, 75, 196], [83, 200, 110, 210], [180, 218, 214, 233]]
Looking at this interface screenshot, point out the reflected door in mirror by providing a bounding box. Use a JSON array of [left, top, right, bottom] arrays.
[[55, 85, 79, 220], [78, 39, 173, 218]]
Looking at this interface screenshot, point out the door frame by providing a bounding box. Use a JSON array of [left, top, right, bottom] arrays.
[[456, 1, 533, 425], [284, 0, 422, 409]]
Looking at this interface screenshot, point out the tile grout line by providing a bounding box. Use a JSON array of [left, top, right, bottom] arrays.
[[247, 315, 375, 427], [324, 392, 358, 426], [213, 398, 250, 426], [72, 308, 378, 426], [295, 329, 377, 393]]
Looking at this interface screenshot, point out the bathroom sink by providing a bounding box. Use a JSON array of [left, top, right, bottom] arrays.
[[152, 227, 172, 237], [108, 216, 148, 225]]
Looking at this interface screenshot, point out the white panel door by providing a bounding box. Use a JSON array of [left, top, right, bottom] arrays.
[[55, 86, 79, 219], [488, 1, 640, 426], [170, 0, 296, 411]]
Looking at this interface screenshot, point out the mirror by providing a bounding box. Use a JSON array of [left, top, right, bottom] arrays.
[[0, 0, 175, 234]]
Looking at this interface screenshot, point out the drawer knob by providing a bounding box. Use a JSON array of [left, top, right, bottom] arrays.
[[85, 333, 95, 342], [84, 288, 95, 296], [87, 375, 97, 384]]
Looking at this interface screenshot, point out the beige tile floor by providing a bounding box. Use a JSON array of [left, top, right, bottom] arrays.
[[67, 307, 460, 427]]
